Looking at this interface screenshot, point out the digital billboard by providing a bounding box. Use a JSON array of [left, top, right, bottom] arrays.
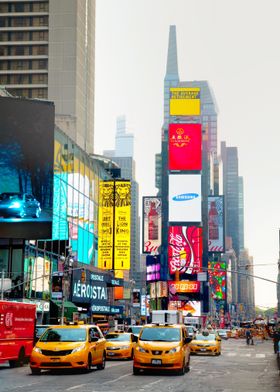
[[169, 87, 200, 116], [0, 97, 54, 239], [168, 174, 202, 222], [208, 196, 225, 252], [146, 254, 161, 282], [168, 300, 201, 316], [208, 261, 226, 300], [168, 226, 202, 275], [168, 124, 202, 170], [114, 181, 131, 270], [142, 197, 162, 254], [98, 181, 114, 269], [168, 280, 201, 294]]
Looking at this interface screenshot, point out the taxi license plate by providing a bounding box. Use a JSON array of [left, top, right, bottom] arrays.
[[107, 352, 115, 356], [151, 359, 162, 365], [200, 348, 207, 352]]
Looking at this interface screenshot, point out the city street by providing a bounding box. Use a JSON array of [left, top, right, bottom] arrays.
[[0, 339, 279, 392]]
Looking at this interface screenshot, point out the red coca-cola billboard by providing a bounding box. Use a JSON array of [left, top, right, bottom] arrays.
[[168, 226, 202, 275], [142, 197, 162, 254], [168, 123, 202, 171]]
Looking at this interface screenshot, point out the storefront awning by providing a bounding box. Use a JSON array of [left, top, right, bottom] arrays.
[[50, 300, 78, 320]]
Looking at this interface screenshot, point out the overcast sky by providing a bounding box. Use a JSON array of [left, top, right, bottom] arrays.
[[94, 0, 280, 308]]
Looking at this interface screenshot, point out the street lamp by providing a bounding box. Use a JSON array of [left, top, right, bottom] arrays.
[[60, 247, 74, 325]]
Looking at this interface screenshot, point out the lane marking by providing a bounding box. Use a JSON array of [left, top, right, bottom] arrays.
[[139, 379, 163, 390], [226, 353, 237, 357], [66, 384, 87, 391], [255, 354, 265, 358], [102, 373, 131, 384], [240, 353, 251, 357]]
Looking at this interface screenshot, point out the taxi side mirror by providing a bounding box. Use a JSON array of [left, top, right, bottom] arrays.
[[89, 336, 99, 343], [132, 334, 138, 343], [216, 337, 222, 341], [184, 337, 193, 344]]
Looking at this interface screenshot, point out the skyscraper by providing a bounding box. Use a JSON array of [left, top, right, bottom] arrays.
[[0, 0, 95, 154], [103, 116, 141, 288]]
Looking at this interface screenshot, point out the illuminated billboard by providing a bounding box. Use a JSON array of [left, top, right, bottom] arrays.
[[168, 226, 202, 275], [168, 300, 201, 316], [146, 254, 161, 282], [168, 280, 200, 293], [208, 261, 226, 300], [0, 97, 54, 239], [169, 87, 200, 116], [142, 197, 162, 254], [168, 124, 202, 171], [114, 181, 131, 270], [98, 181, 114, 269], [168, 174, 201, 222], [208, 196, 225, 252]]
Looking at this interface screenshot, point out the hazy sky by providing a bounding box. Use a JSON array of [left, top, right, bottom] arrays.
[[94, 0, 280, 308]]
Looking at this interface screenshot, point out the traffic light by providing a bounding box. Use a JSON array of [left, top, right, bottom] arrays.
[[81, 269, 86, 283]]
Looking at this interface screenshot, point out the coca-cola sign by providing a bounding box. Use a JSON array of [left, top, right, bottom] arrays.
[[208, 196, 224, 253], [168, 226, 202, 275], [142, 197, 162, 254]]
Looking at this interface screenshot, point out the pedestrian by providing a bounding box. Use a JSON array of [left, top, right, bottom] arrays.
[[272, 327, 280, 354], [245, 328, 253, 345]]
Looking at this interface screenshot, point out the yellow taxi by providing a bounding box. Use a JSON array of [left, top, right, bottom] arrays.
[[30, 324, 106, 374], [133, 324, 192, 375], [189, 330, 221, 355], [105, 332, 136, 359]]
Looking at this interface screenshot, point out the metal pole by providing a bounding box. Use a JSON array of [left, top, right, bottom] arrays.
[[1, 269, 4, 300]]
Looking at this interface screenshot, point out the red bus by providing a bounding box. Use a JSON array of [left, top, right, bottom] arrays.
[[0, 301, 36, 367]]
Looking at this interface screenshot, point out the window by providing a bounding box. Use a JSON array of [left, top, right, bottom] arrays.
[[14, 4, 25, 12], [15, 32, 24, 41], [15, 46, 25, 56], [0, 17, 6, 27]]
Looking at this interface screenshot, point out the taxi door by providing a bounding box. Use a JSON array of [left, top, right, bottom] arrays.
[[89, 327, 104, 364], [182, 327, 191, 362]]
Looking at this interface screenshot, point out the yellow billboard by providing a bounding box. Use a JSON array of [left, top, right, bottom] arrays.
[[98, 181, 114, 269], [169, 87, 200, 116], [114, 181, 131, 270]]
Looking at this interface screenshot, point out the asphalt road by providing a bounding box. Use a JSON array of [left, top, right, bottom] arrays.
[[0, 339, 279, 392]]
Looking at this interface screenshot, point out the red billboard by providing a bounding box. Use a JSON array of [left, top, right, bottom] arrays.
[[168, 226, 202, 275], [168, 124, 202, 171]]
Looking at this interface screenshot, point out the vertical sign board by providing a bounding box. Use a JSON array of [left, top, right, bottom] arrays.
[[168, 174, 202, 223], [169, 87, 200, 116], [98, 181, 114, 269], [208, 196, 225, 252], [168, 226, 202, 275], [142, 197, 162, 254], [114, 181, 131, 270], [168, 124, 202, 171]]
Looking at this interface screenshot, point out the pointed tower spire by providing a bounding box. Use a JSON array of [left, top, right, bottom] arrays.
[[165, 25, 179, 82]]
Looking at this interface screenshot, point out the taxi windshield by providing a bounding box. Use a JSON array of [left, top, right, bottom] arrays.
[[40, 328, 86, 342], [140, 327, 181, 342], [105, 333, 131, 341], [195, 334, 216, 341]]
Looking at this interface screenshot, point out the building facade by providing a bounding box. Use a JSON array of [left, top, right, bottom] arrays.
[[0, 0, 95, 154]]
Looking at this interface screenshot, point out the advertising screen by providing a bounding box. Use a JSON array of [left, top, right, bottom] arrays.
[[98, 181, 114, 269], [114, 181, 131, 270], [169, 87, 200, 116], [142, 197, 162, 254], [168, 226, 202, 275], [0, 97, 54, 239], [132, 289, 141, 307], [168, 174, 202, 222], [168, 300, 201, 316], [208, 261, 226, 300], [168, 280, 200, 294], [168, 124, 202, 170], [208, 196, 225, 252], [146, 254, 161, 282], [72, 269, 108, 305]]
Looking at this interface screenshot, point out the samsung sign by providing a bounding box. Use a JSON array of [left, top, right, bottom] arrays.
[[169, 174, 202, 222]]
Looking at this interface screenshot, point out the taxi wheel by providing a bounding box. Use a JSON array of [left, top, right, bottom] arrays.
[[133, 366, 140, 375], [85, 354, 92, 372], [31, 368, 41, 375], [178, 359, 186, 376], [97, 352, 106, 370]]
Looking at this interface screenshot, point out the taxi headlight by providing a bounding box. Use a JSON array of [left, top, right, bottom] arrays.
[[137, 346, 148, 353], [72, 344, 86, 354], [166, 347, 180, 354], [33, 347, 42, 354]]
